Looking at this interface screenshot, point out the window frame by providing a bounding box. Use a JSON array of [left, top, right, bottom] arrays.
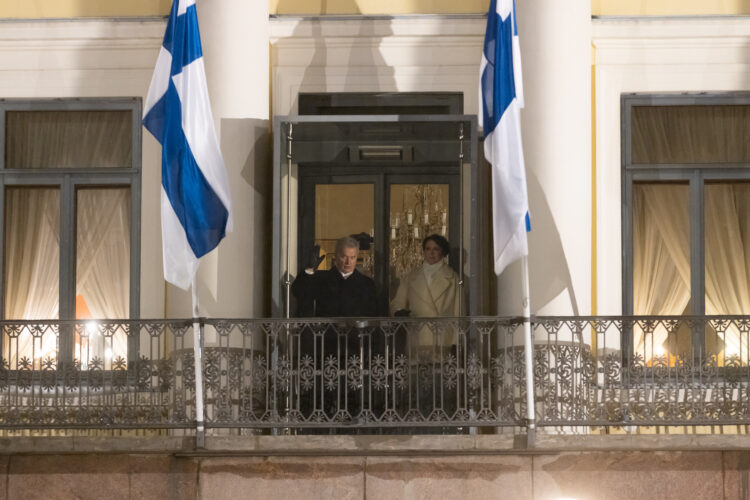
[[0, 98, 142, 363], [621, 93, 750, 356]]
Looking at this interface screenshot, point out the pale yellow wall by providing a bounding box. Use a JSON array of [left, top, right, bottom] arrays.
[[593, 0, 750, 16], [7, 0, 750, 18], [269, 0, 489, 15], [272, 0, 750, 16], [1, 0, 490, 18], [1, 0, 171, 18]]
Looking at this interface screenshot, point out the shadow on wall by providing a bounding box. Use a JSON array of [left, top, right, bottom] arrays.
[[527, 170, 579, 315], [196, 118, 272, 316], [272, 0, 366, 15], [275, 0, 397, 113], [497, 170, 579, 316]]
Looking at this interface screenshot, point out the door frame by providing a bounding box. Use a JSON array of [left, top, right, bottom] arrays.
[[272, 114, 479, 318]]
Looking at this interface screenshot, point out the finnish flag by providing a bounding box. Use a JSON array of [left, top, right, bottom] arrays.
[[479, 0, 530, 276], [143, 0, 233, 290]]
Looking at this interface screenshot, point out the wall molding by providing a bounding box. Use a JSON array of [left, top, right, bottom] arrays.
[[0, 18, 164, 43], [269, 16, 485, 116], [0, 19, 164, 75], [270, 15, 486, 39], [594, 17, 750, 66]]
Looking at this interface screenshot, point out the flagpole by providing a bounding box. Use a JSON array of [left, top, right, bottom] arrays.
[[480, 0, 533, 444], [143, 1, 226, 450], [191, 276, 206, 448], [521, 255, 535, 443]]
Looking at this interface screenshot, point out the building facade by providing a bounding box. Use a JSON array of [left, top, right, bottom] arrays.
[[1, 1, 750, 498]]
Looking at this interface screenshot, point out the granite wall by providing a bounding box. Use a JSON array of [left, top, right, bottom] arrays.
[[1, 449, 749, 499]]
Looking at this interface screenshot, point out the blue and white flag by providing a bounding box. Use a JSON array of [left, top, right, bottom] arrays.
[[479, 0, 529, 276], [143, 0, 233, 290]]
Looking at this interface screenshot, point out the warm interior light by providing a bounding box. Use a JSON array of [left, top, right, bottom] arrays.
[[33, 338, 57, 361], [85, 321, 98, 336], [34, 347, 56, 360], [654, 345, 665, 356]]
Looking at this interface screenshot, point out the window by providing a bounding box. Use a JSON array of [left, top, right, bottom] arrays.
[[0, 99, 141, 367], [622, 94, 750, 359]]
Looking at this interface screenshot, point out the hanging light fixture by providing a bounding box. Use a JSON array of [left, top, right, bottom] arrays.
[[390, 185, 448, 280]]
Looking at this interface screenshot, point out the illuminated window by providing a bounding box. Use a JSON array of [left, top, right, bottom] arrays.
[[1, 100, 141, 368], [623, 95, 750, 361]]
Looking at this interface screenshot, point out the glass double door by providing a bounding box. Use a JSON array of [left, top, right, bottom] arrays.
[[298, 170, 460, 316]]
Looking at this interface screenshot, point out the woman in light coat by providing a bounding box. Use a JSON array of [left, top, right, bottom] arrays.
[[390, 234, 461, 353]]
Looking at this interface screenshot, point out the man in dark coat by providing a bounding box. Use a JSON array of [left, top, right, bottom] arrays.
[[292, 236, 376, 318], [291, 236, 378, 424]]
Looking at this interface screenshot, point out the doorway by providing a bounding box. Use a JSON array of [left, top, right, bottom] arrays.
[[271, 113, 480, 317]]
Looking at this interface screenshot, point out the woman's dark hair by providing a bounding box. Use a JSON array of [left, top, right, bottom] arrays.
[[422, 234, 450, 258]]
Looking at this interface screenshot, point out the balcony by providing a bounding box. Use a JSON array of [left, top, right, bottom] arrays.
[[0, 316, 749, 437]]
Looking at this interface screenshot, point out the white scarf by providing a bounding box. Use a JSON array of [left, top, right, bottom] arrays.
[[422, 261, 443, 287]]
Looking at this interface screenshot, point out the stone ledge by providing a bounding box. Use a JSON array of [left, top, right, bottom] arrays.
[[0, 436, 191, 455], [1, 432, 750, 456]]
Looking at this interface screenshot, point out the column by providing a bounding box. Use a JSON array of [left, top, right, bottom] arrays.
[[497, 0, 592, 316], [166, 0, 271, 318]]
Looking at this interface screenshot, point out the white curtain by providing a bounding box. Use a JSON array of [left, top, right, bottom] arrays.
[[633, 182, 750, 359], [632, 184, 691, 358], [76, 188, 130, 363], [705, 184, 750, 356], [3, 188, 60, 367]]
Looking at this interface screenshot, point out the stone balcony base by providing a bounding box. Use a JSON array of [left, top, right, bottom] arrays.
[[0, 434, 749, 499]]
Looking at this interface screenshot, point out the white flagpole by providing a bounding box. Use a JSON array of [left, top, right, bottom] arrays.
[[521, 255, 535, 442], [191, 276, 205, 446]]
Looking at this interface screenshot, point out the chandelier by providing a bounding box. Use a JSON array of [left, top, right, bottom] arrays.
[[390, 185, 448, 280]]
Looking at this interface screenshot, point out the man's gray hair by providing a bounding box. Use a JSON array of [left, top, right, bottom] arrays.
[[335, 236, 360, 255]]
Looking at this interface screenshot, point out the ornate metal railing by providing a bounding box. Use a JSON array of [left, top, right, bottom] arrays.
[[0, 319, 197, 429], [533, 316, 750, 427], [201, 317, 522, 429], [0, 316, 749, 432]]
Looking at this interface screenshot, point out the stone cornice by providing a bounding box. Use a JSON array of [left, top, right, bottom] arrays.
[[593, 16, 750, 66], [0, 18, 165, 47], [269, 15, 486, 42]]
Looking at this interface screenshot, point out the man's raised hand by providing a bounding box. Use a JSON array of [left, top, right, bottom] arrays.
[[306, 245, 325, 271]]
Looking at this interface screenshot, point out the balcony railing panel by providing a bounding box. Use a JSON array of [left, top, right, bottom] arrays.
[[533, 316, 750, 427], [0, 320, 196, 429], [201, 318, 523, 429]]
